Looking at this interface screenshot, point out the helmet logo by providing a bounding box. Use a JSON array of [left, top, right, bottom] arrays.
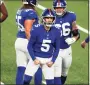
[[57, 2, 60, 6], [48, 9, 52, 16], [57, 0, 61, 7]]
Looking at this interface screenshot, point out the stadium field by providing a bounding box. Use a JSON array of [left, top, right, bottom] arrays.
[[1, 0, 89, 84]]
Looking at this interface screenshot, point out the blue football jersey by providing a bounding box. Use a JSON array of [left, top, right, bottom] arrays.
[[55, 11, 76, 49], [28, 24, 60, 62], [16, 9, 39, 38], [85, 36, 90, 43]]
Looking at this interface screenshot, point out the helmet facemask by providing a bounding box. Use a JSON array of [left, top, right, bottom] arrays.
[[54, 7, 66, 16], [42, 16, 55, 28]]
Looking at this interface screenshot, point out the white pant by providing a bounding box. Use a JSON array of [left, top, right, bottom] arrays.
[[25, 57, 54, 79], [15, 38, 30, 67], [54, 46, 72, 77]]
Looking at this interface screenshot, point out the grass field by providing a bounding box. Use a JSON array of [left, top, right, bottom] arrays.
[[1, 0, 89, 84]]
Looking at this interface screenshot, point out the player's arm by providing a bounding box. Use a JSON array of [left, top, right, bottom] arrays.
[[24, 10, 38, 40], [0, 2, 8, 23], [52, 38, 60, 62], [72, 21, 80, 40], [27, 29, 40, 65], [47, 31, 60, 67], [65, 21, 80, 45], [27, 29, 36, 60], [81, 36, 90, 48], [47, 37, 60, 67], [24, 19, 35, 40]]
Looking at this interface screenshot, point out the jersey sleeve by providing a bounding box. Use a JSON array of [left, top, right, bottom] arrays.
[[85, 36, 90, 43], [27, 27, 37, 61], [51, 29, 60, 63], [72, 13, 76, 22]]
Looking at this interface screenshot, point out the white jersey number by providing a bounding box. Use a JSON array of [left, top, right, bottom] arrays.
[[41, 40, 51, 52], [55, 22, 71, 36], [16, 15, 25, 32], [62, 22, 71, 36]]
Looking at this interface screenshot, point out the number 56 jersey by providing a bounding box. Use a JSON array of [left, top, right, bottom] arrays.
[[16, 9, 39, 38], [55, 11, 76, 49]]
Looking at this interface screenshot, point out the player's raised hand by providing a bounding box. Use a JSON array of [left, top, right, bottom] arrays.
[[34, 59, 40, 65], [46, 61, 54, 67]]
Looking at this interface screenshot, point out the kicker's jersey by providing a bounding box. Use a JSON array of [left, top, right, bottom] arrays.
[[16, 9, 39, 38], [55, 11, 76, 49], [28, 24, 60, 62]]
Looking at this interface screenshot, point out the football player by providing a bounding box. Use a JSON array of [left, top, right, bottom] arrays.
[[15, 0, 42, 84], [0, 0, 8, 23], [81, 36, 90, 48], [53, 0, 80, 84], [23, 8, 61, 85]]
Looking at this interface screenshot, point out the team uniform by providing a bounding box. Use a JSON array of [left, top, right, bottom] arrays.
[[15, 8, 39, 84], [23, 23, 61, 84], [53, 0, 80, 84], [15, 8, 38, 68], [54, 11, 76, 77]]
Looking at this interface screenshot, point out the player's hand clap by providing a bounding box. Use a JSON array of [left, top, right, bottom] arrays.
[[34, 59, 40, 65], [47, 61, 54, 67]]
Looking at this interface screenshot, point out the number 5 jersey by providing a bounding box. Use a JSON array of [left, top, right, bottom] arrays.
[[28, 24, 61, 62]]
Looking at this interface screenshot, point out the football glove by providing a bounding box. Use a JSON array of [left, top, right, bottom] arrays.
[[65, 37, 76, 45]]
